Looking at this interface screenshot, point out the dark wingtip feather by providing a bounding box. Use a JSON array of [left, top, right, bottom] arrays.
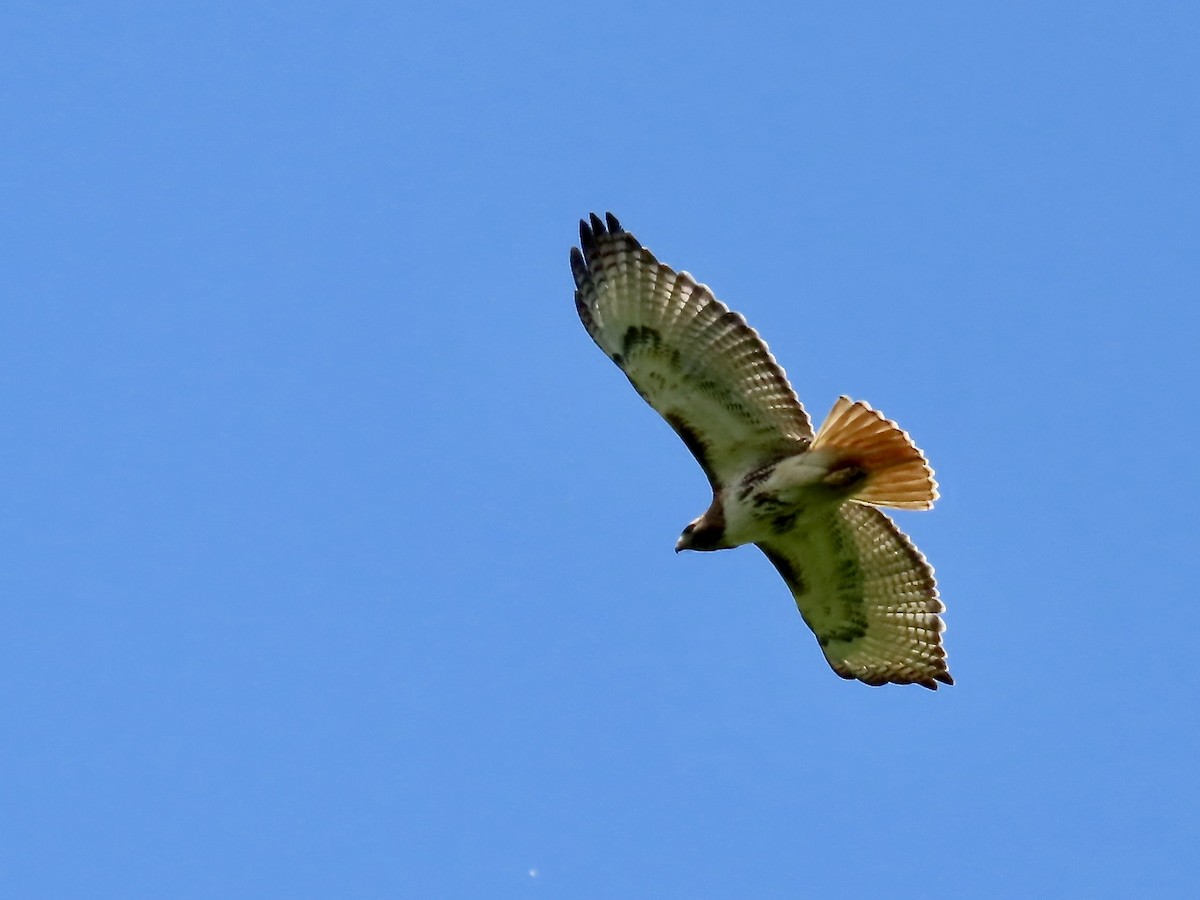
[[577, 212, 626, 261], [836, 667, 953, 690], [916, 670, 954, 690], [569, 246, 587, 286], [574, 290, 594, 330]]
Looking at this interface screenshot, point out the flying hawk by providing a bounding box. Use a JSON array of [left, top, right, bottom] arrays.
[[571, 213, 952, 689]]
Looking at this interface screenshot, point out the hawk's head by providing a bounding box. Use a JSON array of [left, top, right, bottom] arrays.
[[676, 511, 726, 553]]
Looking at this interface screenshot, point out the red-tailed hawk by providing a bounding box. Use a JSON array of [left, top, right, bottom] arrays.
[[572, 213, 952, 689]]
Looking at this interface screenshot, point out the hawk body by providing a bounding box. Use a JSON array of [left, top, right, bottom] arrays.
[[572, 213, 952, 689]]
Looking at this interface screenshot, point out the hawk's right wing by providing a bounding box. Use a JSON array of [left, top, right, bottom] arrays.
[[757, 502, 952, 689], [571, 213, 812, 490]]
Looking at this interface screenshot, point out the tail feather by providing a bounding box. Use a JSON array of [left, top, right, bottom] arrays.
[[812, 397, 938, 510]]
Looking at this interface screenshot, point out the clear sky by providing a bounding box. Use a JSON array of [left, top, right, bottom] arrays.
[[3, 2, 1198, 897]]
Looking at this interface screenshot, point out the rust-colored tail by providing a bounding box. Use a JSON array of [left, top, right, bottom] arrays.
[[812, 396, 938, 510]]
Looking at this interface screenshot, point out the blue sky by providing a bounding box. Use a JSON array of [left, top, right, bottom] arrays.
[[3, 2, 1198, 896]]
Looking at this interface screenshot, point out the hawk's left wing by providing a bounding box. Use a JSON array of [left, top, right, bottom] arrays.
[[571, 213, 812, 490], [757, 503, 952, 689]]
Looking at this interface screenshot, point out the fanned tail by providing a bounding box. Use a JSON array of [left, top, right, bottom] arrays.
[[812, 396, 938, 510]]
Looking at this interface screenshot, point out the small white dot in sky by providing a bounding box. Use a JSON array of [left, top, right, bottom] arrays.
[[528, 868, 539, 878]]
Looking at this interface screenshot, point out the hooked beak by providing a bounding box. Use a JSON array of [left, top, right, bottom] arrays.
[[674, 537, 686, 553]]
